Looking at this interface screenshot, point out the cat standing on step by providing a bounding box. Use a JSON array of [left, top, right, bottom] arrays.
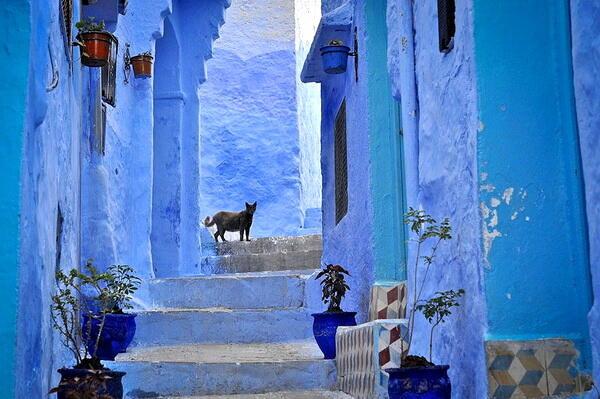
[[203, 202, 257, 242]]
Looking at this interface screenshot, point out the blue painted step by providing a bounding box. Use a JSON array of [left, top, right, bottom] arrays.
[[112, 341, 336, 397], [132, 308, 314, 347], [148, 270, 313, 310]]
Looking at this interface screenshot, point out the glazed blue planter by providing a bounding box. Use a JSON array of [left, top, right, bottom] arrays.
[[82, 313, 137, 361], [320, 45, 351, 74], [311, 311, 357, 359], [386, 365, 451, 399], [57, 368, 125, 399]]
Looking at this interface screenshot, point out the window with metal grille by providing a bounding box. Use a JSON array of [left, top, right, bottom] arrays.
[[101, 35, 118, 107], [334, 100, 348, 224], [437, 0, 456, 53], [59, 0, 73, 60]]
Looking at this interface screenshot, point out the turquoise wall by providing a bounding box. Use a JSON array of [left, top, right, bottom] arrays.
[[475, 0, 592, 366], [0, 1, 30, 395], [365, 0, 406, 283]]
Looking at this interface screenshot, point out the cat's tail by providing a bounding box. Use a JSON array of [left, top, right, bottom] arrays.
[[203, 216, 215, 227]]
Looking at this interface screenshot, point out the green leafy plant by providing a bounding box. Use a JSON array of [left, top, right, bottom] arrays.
[[328, 39, 344, 46], [51, 265, 108, 369], [316, 264, 350, 312], [49, 371, 113, 399], [401, 208, 465, 366], [138, 51, 153, 57], [103, 264, 141, 313], [75, 18, 106, 33], [416, 289, 465, 363]]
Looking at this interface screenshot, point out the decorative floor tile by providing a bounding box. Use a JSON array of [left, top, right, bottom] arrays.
[[369, 282, 407, 321], [485, 339, 590, 399], [336, 320, 408, 399]]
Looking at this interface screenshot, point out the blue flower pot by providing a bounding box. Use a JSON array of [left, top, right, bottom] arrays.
[[311, 311, 357, 359], [82, 313, 137, 361], [320, 45, 351, 74], [386, 365, 451, 399], [57, 368, 125, 399]]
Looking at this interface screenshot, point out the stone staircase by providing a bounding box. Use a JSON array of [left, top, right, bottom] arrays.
[[112, 235, 350, 398]]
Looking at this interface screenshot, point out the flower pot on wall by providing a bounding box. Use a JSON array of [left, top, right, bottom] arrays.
[[320, 44, 351, 74], [130, 54, 153, 78], [78, 31, 113, 67], [56, 368, 126, 399], [82, 313, 137, 361], [311, 311, 357, 359], [386, 365, 451, 399]]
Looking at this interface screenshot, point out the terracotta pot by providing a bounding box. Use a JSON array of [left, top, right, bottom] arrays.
[[130, 54, 153, 78], [78, 31, 113, 67]]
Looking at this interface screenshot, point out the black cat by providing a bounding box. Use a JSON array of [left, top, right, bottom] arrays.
[[203, 202, 257, 242]]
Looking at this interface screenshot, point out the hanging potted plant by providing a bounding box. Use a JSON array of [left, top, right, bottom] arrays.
[[130, 51, 154, 79], [311, 264, 356, 359], [320, 39, 351, 74], [50, 267, 126, 399], [81, 262, 141, 361], [75, 18, 113, 67], [385, 208, 465, 399]]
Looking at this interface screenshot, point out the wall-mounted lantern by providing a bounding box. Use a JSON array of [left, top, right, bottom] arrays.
[[320, 40, 357, 75]]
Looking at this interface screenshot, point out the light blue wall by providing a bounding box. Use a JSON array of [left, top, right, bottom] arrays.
[[0, 1, 30, 396], [571, 0, 600, 385], [474, 0, 592, 367], [15, 0, 85, 396], [365, 0, 406, 283]]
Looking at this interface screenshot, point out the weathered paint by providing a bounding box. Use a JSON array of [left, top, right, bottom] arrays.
[[474, 0, 593, 368], [571, 0, 600, 386], [198, 0, 321, 239], [0, 1, 30, 396], [393, 0, 489, 396]]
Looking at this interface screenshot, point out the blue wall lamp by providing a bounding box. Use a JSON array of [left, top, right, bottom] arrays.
[[320, 38, 358, 75]]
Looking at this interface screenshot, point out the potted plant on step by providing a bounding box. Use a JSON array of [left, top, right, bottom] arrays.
[[311, 264, 356, 359], [75, 18, 114, 67], [385, 208, 465, 399], [320, 40, 351, 74], [81, 262, 141, 361], [130, 51, 153, 79], [50, 267, 126, 399]]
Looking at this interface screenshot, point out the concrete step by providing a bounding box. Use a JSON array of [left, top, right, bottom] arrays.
[[202, 250, 322, 274], [159, 392, 352, 398], [215, 235, 322, 256], [133, 308, 314, 346], [113, 341, 336, 397], [148, 270, 314, 310]]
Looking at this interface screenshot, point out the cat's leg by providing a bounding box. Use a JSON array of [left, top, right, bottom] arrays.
[[239, 229, 244, 241], [245, 226, 251, 241], [213, 231, 219, 242], [220, 229, 227, 242]]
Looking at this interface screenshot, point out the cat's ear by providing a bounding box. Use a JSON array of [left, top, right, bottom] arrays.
[[245, 202, 250, 207], [252, 202, 257, 208]]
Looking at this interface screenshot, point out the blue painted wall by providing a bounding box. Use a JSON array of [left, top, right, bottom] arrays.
[[15, 0, 86, 395], [198, 0, 322, 239], [0, 1, 30, 396], [389, 0, 489, 396], [474, 0, 592, 366], [571, 0, 600, 385], [365, 0, 406, 283]]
